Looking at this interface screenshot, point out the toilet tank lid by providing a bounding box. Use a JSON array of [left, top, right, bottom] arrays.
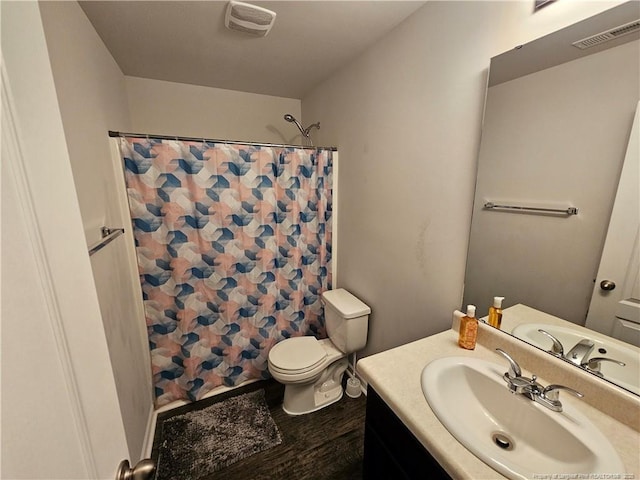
[[322, 288, 371, 318]]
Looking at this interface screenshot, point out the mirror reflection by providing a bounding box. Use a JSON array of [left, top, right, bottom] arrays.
[[463, 2, 640, 395]]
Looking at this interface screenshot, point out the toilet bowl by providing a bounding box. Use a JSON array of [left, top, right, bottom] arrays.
[[268, 337, 348, 415], [267, 288, 371, 415]]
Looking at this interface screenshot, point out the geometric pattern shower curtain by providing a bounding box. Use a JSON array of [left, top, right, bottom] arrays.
[[120, 137, 333, 406]]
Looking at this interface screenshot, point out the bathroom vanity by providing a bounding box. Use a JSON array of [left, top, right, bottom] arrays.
[[357, 319, 640, 479], [363, 387, 450, 479]]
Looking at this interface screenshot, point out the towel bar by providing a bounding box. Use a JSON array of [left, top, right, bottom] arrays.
[[484, 202, 578, 216], [88, 227, 125, 256]]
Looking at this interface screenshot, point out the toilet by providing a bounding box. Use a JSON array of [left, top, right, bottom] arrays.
[[267, 288, 371, 415]]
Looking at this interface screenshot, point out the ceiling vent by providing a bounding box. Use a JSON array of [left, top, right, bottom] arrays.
[[572, 19, 640, 49], [225, 1, 276, 37]]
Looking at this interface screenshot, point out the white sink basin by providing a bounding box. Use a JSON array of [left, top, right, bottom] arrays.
[[511, 323, 640, 395], [421, 356, 625, 479]]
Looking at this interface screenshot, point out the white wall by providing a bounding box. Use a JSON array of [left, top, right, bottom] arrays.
[[125, 76, 303, 144], [39, 1, 131, 245], [1, 1, 129, 477], [465, 40, 640, 325], [39, 0, 153, 462], [301, 0, 627, 358]]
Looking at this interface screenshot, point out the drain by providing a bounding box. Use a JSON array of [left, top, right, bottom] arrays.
[[492, 432, 514, 451]]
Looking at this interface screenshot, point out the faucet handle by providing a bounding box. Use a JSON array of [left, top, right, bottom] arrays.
[[495, 348, 522, 378], [542, 384, 584, 402], [537, 329, 565, 357], [538, 384, 584, 412], [581, 357, 626, 376]]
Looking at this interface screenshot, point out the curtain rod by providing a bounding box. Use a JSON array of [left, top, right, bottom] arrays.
[[108, 130, 337, 151]]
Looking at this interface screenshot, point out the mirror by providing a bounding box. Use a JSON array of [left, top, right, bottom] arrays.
[[463, 1, 640, 395]]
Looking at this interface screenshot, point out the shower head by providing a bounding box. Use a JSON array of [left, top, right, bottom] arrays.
[[283, 113, 320, 146], [283, 113, 306, 137]]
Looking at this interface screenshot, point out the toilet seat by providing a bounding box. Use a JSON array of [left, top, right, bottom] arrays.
[[268, 337, 345, 384], [269, 336, 327, 375]]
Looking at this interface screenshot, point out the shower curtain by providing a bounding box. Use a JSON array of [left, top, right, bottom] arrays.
[[120, 137, 333, 406]]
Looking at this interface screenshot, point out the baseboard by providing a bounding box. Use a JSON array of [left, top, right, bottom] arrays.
[[141, 402, 156, 459]]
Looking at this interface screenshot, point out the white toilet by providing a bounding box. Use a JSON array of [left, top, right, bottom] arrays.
[[267, 288, 371, 415]]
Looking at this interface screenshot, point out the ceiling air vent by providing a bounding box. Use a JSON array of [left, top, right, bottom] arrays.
[[572, 19, 640, 49], [225, 1, 276, 37]]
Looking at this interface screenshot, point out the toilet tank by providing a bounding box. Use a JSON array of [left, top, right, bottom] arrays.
[[321, 288, 371, 353]]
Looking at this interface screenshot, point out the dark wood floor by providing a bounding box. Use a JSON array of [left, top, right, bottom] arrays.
[[151, 379, 367, 480]]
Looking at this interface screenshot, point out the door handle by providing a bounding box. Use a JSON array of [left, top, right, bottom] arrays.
[[600, 280, 616, 291], [116, 459, 155, 480]]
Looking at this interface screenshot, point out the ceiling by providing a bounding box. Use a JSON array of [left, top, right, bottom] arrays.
[[79, 1, 426, 99]]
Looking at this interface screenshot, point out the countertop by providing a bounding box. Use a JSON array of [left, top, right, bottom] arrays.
[[357, 321, 640, 479]]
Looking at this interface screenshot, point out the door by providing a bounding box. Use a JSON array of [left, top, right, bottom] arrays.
[[585, 101, 640, 346], [1, 2, 130, 477]]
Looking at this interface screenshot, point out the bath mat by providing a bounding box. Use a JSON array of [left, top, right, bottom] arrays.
[[155, 389, 282, 480]]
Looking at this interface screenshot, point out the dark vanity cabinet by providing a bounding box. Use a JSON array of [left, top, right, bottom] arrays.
[[363, 387, 452, 479]]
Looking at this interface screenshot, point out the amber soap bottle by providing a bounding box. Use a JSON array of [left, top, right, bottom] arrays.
[[488, 296, 505, 329], [458, 304, 478, 350]]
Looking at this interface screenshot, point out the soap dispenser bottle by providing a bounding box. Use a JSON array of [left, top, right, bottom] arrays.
[[458, 305, 478, 350], [488, 296, 505, 329]]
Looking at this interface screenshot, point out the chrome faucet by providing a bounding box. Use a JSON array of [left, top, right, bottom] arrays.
[[537, 333, 626, 380], [495, 349, 583, 412]]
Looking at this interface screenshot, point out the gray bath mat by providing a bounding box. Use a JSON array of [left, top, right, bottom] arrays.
[[155, 389, 282, 480]]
